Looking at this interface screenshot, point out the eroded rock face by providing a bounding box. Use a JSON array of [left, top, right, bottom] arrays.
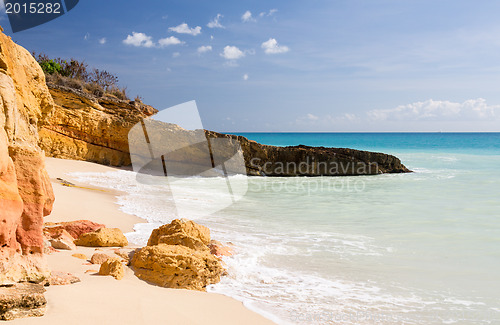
[[0, 283, 47, 320], [75, 228, 128, 247], [0, 29, 54, 285], [39, 84, 157, 166]]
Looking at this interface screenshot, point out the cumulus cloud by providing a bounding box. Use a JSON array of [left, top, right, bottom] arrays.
[[243, 74, 249, 81], [261, 38, 290, 54], [158, 36, 184, 47], [221, 46, 245, 60], [197, 45, 212, 54], [207, 14, 224, 28], [123, 32, 155, 48], [242, 11, 255, 22], [368, 99, 498, 121], [169, 23, 201, 36], [99, 38, 107, 45]]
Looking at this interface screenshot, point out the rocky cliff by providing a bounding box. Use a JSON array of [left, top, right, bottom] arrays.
[[39, 84, 157, 166], [39, 86, 410, 175], [0, 28, 54, 285]]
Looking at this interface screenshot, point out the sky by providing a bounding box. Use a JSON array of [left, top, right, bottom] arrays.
[[2, 0, 500, 132]]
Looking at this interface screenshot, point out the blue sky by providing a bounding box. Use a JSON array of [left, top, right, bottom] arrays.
[[3, 0, 500, 132]]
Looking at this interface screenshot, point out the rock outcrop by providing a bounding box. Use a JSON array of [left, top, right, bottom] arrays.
[[74, 228, 128, 247], [0, 28, 54, 286], [35, 80, 410, 175], [131, 219, 224, 291], [0, 283, 47, 320]]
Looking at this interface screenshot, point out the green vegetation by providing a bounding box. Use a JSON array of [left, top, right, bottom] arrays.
[[32, 52, 129, 101]]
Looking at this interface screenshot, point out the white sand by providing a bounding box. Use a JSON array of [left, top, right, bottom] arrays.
[[13, 157, 275, 325]]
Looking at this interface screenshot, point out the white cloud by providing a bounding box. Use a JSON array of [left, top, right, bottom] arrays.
[[158, 36, 184, 47], [368, 99, 499, 121], [242, 11, 255, 22], [207, 14, 224, 28], [99, 38, 107, 45], [197, 45, 212, 54], [261, 38, 290, 54], [169, 23, 201, 36], [84, 32, 90, 41], [123, 32, 154, 48], [221, 46, 245, 60], [243, 74, 249, 81], [172, 52, 180, 58], [307, 113, 318, 121], [260, 9, 278, 17]]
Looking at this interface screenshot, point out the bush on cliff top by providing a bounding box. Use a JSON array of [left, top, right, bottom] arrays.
[[32, 52, 129, 101]]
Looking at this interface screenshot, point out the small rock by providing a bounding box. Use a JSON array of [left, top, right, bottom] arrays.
[[75, 228, 128, 247], [48, 271, 80, 285], [90, 252, 122, 265], [208, 240, 234, 257], [98, 260, 124, 280], [71, 253, 87, 260], [47, 229, 76, 250], [84, 269, 98, 274]]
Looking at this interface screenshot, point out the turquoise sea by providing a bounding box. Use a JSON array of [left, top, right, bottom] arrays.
[[73, 133, 500, 324]]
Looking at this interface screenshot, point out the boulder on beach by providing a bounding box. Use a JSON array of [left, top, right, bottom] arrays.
[[147, 218, 211, 247], [131, 244, 224, 291], [75, 228, 128, 247]]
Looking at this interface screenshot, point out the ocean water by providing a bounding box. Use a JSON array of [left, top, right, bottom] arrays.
[[71, 133, 500, 324]]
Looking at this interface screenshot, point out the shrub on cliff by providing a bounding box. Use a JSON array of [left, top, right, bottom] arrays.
[[32, 52, 129, 101]]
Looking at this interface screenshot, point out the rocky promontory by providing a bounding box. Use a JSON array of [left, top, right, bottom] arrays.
[[38, 84, 410, 175]]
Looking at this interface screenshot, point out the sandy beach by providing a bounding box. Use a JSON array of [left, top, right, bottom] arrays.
[[12, 157, 275, 325]]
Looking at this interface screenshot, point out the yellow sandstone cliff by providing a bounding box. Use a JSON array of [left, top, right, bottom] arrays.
[[0, 28, 54, 285]]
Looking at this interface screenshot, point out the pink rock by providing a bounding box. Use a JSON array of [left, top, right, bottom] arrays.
[[208, 240, 234, 257], [48, 271, 80, 285], [44, 220, 105, 240]]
